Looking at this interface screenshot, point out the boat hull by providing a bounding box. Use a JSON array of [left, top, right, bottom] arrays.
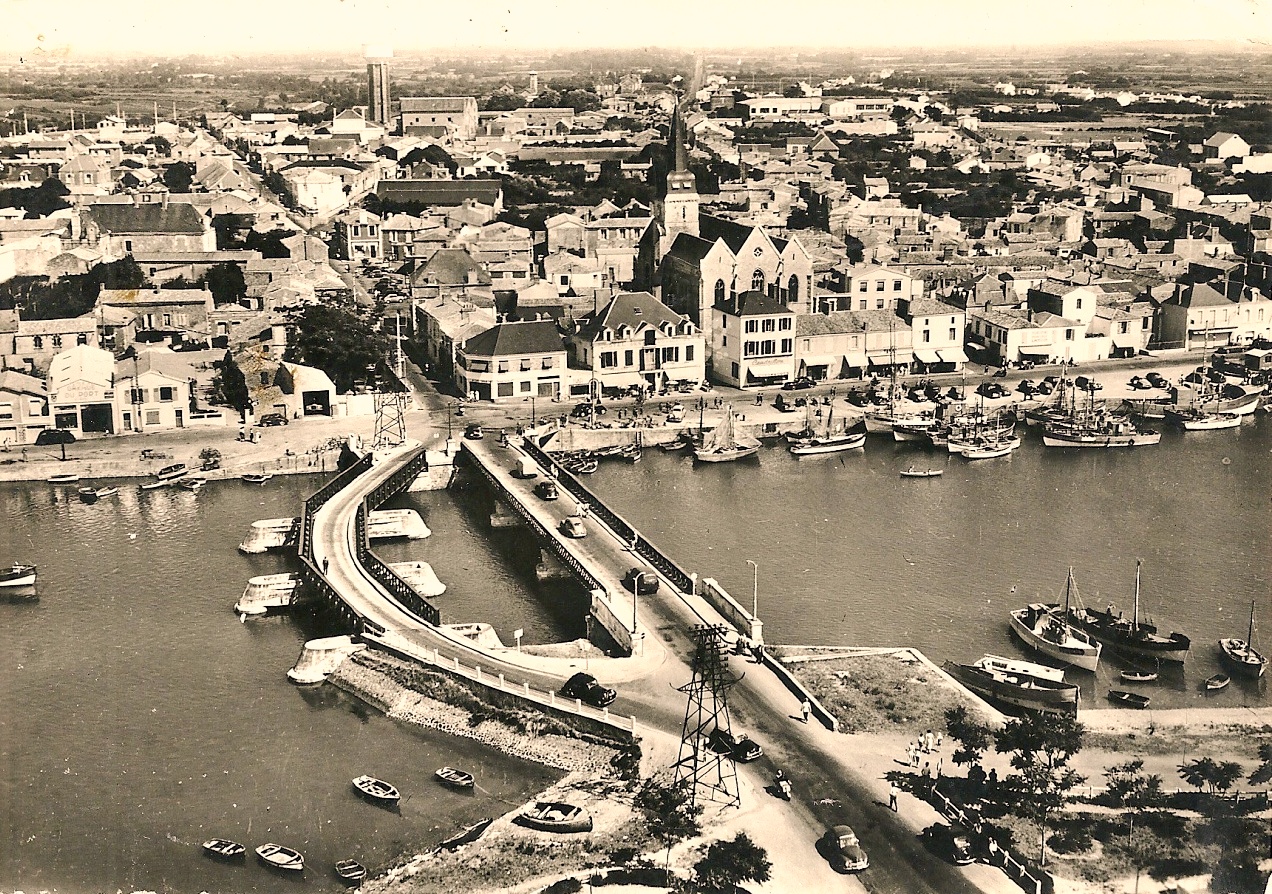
[[0, 565, 37, 588], [790, 433, 866, 455], [1056, 606, 1190, 664], [1219, 639, 1267, 678], [514, 802, 593, 834], [1042, 429, 1161, 448], [944, 662, 1079, 713], [1009, 605, 1101, 672], [694, 445, 760, 462]]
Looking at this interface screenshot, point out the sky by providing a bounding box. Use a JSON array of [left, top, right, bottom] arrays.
[[2, 0, 1271, 57]]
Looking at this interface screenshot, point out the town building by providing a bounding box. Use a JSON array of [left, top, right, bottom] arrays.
[[399, 96, 479, 139], [114, 349, 195, 433], [569, 291, 705, 395], [46, 344, 118, 437], [455, 319, 567, 402], [709, 289, 796, 388], [331, 209, 383, 261], [0, 369, 49, 445]]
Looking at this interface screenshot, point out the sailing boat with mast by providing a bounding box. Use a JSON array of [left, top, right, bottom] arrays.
[[1219, 601, 1267, 678], [1058, 560, 1190, 663], [789, 403, 866, 455], [1009, 568, 1102, 672], [694, 404, 761, 463]]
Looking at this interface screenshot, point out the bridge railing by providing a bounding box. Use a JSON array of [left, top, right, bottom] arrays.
[[520, 438, 695, 594], [299, 452, 374, 560], [366, 447, 431, 510], [929, 785, 1047, 894], [356, 503, 442, 626]]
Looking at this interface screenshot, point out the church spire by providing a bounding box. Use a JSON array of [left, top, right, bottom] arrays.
[[671, 99, 689, 174], [660, 87, 699, 242]]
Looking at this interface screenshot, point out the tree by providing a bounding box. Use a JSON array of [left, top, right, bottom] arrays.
[[943, 706, 993, 769], [162, 161, 196, 193], [1103, 760, 1165, 812], [481, 93, 526, 112], [994, 712, 1086, 865], [1177, 758, 1243, 796], [692, 832, 771, 894], [203, 263, 246, 306], [244, 228, 294, 259], [213, 350, 251, 415], [1247, 742, 1272, 787], [633, 777, 702, 869], [145, 135, 171, 156], [283, 301, 389, 393]]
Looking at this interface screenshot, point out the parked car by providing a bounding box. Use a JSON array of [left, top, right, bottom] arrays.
[[1146, 372, 1169, 389], [258, 413, 288, 427], [773, 393, 798, 413], [623, 567, 659, 595], [945, 387, 965, 401], [571, 402, 606, 418], [1035, 381, 1055, 396], [559, 516, 587, 538], [1016, 379, 1035, 395], [920, 823, 975, 866], [533, 481, 559, 501], [976, 382, 1008, 399], [823, 825, 869, 872], [464, 423, 484, 440], [1043, 375, 1061, 386], [782, 376, 815, 391], [1074, 376, 1102, 392], [1128, 376, 1150, 390], [706, 727, 763, 762], [561, 671, 616, 708]]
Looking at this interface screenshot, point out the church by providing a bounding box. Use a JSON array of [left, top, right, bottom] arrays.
[[637, 99, 813, 382]]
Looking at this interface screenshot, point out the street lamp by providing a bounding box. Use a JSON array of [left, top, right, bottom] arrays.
[[746, 559, 758, 619]]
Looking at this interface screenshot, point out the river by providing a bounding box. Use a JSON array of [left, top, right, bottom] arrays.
[[0, 474, 563, 894]]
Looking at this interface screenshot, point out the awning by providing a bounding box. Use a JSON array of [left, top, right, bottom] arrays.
[[799, 353, 839, 370], [1017, 345, 1051, 357], [842, 350, 869, 368], [744, 357, 795, 378], [938, 347, 969, 364], [868, 354, 906, 368], [913, 348, 941, 365], [1111, 335, 1138, 350]]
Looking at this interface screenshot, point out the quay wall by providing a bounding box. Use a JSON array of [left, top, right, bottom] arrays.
[[699, 577, 763, 644]]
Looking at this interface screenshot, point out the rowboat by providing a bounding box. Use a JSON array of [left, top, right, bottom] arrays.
[[1107, 689, 1151, 709], [335, 859, 367, 882], [0, 563, 37, 588], [78, 486, 99, 503], [899, 466, 943, 478], [435, 766, 475, 790], [256, 843, 304, 871], [1205, 673, 1231, 692], [47, 473, 80, 484], [437, 817, 494, 851], [155, 463, 188, 483], [93, 486, 119, 498], [242, 473, 273, 484], [1119, 668, 1159, 683], [352, 774, 400, 804], [202, 838, 245, 859], [177, 477, 206, 491], [139, 480, 168, 490], [513, 801, 593, 833]]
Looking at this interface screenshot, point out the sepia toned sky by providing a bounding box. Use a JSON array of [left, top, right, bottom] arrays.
[[2, 0, 1270, 57]]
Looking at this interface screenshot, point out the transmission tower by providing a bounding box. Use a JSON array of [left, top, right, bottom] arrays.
[[673, 624, 741, 809], [372, 390, 407, 449]]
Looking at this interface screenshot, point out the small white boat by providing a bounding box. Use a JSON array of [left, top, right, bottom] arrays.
[[47, 473, 80, 484], [435, 766, 475, 789], [789, 430, 866, 455], [1167, 409, 1242, 431], [963, 443, 1013, 460], [352, 774, 400, 804], [1009, 570, 1102, 672], [155, 463, 188, 483], [242, 473, 273, 485], [899, 466, 943, 478], [139, 480, 168, 491], [177, 477, 207, 491], [256, 843, 304, 871], [0, 563, 37, 588], [93, 486, 119, 498]]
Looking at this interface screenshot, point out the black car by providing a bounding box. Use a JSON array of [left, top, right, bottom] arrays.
[[706, 727, 763, 762], [464, 423, 484, 440], [571, 402, 606, 418], [533, 480, 559, 501], [920, 823, 975, 866], [258, 413, 288, 427], [823, 825, 868, 872], [623, 567, 659, 595], [782, 376, 816, 391], [561, 672, 616, 708], [976, 382, 1008, 399], [1074, 376, 1102, 392], [1146, 372, 1169, 389]]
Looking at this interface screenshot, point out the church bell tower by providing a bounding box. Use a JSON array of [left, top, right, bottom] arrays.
[[662, 97, 699, 245]]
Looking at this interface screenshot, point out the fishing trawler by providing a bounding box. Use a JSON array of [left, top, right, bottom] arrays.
[[694, 405, 760, 463]]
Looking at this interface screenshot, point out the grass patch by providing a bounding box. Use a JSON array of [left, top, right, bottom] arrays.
[[781, 653, 972, 735]]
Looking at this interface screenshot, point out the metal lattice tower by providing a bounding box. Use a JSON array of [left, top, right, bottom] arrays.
[[673, 624, 741, 809], [372, 390, 407, 450]]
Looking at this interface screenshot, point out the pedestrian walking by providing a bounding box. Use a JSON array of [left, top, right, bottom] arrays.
[[756, 393, 763, 406], [905, 742, 915, 766], [910, 744, 920, 768], [935, 731, 943, 750], [936, 758, 943, 777], [322, 557, 330, 574], [888, 782, 899, 811], [800, 698, 811, 723]]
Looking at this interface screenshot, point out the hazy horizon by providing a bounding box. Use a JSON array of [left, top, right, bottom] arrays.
[[3, 0, 1271, 60]]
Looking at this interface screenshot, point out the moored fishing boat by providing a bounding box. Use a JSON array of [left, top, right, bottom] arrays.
[[514, 801, 593, 833], [1107, 689, 1151, 709], [352, 774, 401, 804], [242, 473, 273, 484], [1009, 569, 1102, 672], [943, 655, 1079, 714], [0, 563, 37, 588], [1205, 673, 1231, 692], [1042, 417, 1160, 448], [790, 415, 867, 455], [155, 463, 188, 483], [694, 405, 760, 463], [1055, 561, 1190, 664], [1219, 601, 1266, 678], [435, 766, 475, 789], [202, 838, 245, 859], [899, 466, 943, 478], [962, 442, 1014, 460], [256, 843, 304, 871], [1165, 407, 1242, 431]]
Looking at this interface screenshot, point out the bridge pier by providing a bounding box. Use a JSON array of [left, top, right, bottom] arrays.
[[535, 549, 572, 581], [489, 498, 524, 529], [408, 442, 459, 492]]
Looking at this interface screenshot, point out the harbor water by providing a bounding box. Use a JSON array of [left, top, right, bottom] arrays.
[[0, 474, 564, 894], [585, 416, 1272, 705]]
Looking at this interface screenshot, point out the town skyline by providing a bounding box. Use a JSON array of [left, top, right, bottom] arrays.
[[3, 0, 1272, 58]]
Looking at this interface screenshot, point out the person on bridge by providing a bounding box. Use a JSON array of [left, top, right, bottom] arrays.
[[889, 782, 899, 811], [322, 557, 330, 574], [800, 698, 811, 723]]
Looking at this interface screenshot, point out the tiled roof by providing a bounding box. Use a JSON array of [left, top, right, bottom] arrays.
[[413, 248, 489, 286], [664, 232, 716, 263], [698, 214, 760, 254], [461, 319, 564, 357], [796, 311, 865, 336], [86, 202, 206, 235], [376, 179, 501, 207], [115, 350, 195, 381], [576, 291, 687, 341], [0, 370, 46, 396], [718, 289, 792, 317]]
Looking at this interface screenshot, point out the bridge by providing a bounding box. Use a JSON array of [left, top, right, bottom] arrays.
[[293, 435, 1016, 894]]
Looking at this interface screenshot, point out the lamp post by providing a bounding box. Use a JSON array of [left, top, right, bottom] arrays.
[[746, 559, 758, 619]]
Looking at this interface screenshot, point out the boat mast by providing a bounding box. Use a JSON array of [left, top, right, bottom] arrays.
[[1132, 560, 1141, 633], [1249, 600, 1257, 646]]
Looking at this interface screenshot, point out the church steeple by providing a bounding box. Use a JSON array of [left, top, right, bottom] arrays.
[[662, 94, 699, 240]]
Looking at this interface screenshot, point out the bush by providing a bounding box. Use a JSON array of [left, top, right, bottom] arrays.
[[540, 877, 583, 894], [1047, 823, 1093, 855]]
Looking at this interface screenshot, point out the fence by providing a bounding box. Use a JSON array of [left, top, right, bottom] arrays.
[[929, 785, 1047, 894], [298, 453, 374, 560], [361, 627, 638, 742], [356, 504, 441, 626]]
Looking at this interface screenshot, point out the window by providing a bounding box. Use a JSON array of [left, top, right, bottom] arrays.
[[780, 338, 792, 353], [661, 346, 679, 363], [1076, 298, 1083, 309], [125, 240, 133, 252], [751, 269, 765, 292], [469, 360, 490, 372], [51, 335, 62, 348], [163, 313, 172, 327], [520, 359, 532, 371], [685, 345, 694, 362], [261, 372, 270, 386], [743, 341, 756, 358], [541, 357, 554, 369], [761, 318, 776, 332], [949, 328, 957, 340], [129, 388, 146, 403], [714, 280, 726, 304], [875, 280, 885, 292], [744, 319, 759, 334], [893, 280, 902, 291], [1142, 317, 1150, 330], [159, 387, 175, 402], [624, 350, 634, 366], [779, 317, 791, 331], [1119, 322, 1129, 334], [922, 330, 931, 343], [761, 339, 776, 355], [859, 300, 867, 310], [876, 299, 885, 310], [497, 361, 509, 373], [1065, 329, 1074, 341], [32, 336, 42, 349], [600, 351, 618, 369], [788, 275, 799, 305], [497, 382, 514, 397], [858, 280, 868, 293], [146, 410, 161, 425], [519, 381, 531, 393], [0, 403, 12, 420]]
